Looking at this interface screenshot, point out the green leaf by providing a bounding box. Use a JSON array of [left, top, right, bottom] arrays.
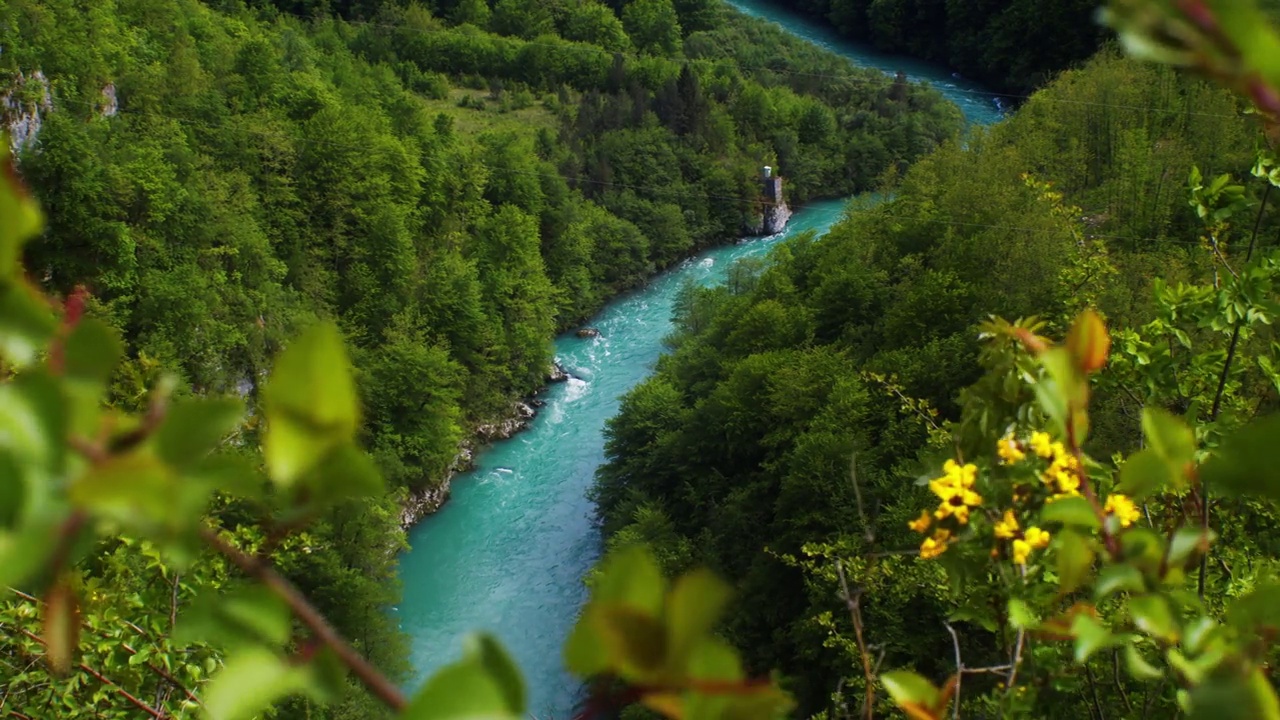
[[155, 398, 244, 468], [1041, 495, 1101, 530], [174, 585, 291, 651], [1129, 594, 1180, 643], [592, 545, 665, 616], [596, 605, 667, 678], [1007, 598, 1039, 630], [665, 569, 731, 671], [304, 443, 385, 504], [1095, 563, 1146, 599], [404, 633, 526, 720], [69, 451, 177, 526], [63, 319, 122, 385], [1167, 527, 1215, 569], [1142, 408, 1196, 465], [1117, 448, 1176, 500], [188, 454, 267, 500], [1120, 528, 1166, 574], [0, 144, 44, 280], [947, 606, 997, 633], [1071, 613, 1114, 663], [1188, 669, 1280, 720], [1200, 413, 1280, 502], [1055, 529, 1095, 595], [1226, 584, 1280, 632], [1183, 616, 1218, 655], [564, 607, 609, 677], [880, 670, 940, 710], [1123, 644, 1162, 681], [203, 646, 314, 720], [43, 579, 79, 676], [263, 322, 359, 487], [0, 281, 57, 367]]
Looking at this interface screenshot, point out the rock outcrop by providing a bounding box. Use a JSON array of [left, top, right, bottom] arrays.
[[3, 70, 52, 153]]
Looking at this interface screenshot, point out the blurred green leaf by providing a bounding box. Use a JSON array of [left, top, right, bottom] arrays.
[[1120, 528, 1165, 575], [1055, 529, 1095, 595], [1008, 598, 1039, 630], [263, 322, 359, 488], [69, 451, 176, 526], [880, 670, 940, 710], [1226, 583, 1280, 632], [304, 443, 384, 504], [43, 578, 79, 676], [0, 143, 44, 280], [1041, 496, 1101, 530], [1071, 613, 1114, 663], [1187, 667, 1280, 720], [1096, 563, 1146, 599], [203, 646, 314, 720], [1142, 407, 1196, 465], [1200, 414, 1280, 502], [593, 545, 665, 616], [63, 319, 122, 385], [1118, 448, 1175, 500], [1124, 644, 1162, 681], [0, 281, 57, 367], [1129, 594, 1180, 643], [175, 585, 291, 651], [665, 568, 731, 671], [156, 398, 244, 468], [404, 633, 526, 720], [596, 605, 667, 678], [1167, 527, 1215, 570]]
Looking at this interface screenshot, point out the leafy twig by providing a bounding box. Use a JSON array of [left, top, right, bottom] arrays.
[[200, 526, 408, 712]]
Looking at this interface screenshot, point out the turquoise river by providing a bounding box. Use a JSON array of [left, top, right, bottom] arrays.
[[395, 3, 1005, 716]]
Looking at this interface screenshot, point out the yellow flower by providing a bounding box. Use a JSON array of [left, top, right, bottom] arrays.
[[920, 528, 952, 560], [994, 509, 1019, 539], [1025, 526, 1051, 549], [1011, 527, 1050, 566], [1011, 538, 1032, 565], [997, 434, 1025, 464], [934, 488, 983, 525], [941, 459, 978, 489], [1049, 441, 1070, 462], [908, 510, 932, 533], [930, 477, 961, 500], [1029, 431, 1054, 459], [1104, 494, 1142, 528]]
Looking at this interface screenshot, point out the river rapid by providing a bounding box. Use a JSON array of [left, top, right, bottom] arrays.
[[395, 3, 1004, 716]]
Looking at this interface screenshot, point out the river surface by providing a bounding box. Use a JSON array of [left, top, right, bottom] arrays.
[[395, 2, 1003, 716]]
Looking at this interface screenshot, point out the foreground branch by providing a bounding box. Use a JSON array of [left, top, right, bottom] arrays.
[[200, 526, 408, 712]]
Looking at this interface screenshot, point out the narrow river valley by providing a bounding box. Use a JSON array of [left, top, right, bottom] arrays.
[[396, 3, 1005, 715]]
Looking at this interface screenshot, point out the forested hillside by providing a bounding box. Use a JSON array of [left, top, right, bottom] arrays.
[[0, 0, 961, 716], [594, 49, 1279, 715]]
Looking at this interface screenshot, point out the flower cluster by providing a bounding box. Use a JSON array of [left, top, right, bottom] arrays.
[[992, 509, 1051, 566], [1104, 493, 1141, 528], [909, 460, 982, 558]]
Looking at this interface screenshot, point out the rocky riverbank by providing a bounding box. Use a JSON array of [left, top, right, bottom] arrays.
[[397, 360, 572, 528]]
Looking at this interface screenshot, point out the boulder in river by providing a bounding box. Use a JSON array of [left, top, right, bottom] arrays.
[[576, 327, 600, 339], [547, 361, 570, 382]]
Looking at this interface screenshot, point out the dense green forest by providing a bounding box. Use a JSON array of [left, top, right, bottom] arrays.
[[9, 0, 1280, 717], [593, 48, 1280, 716], [0, 0, 960, 716]]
